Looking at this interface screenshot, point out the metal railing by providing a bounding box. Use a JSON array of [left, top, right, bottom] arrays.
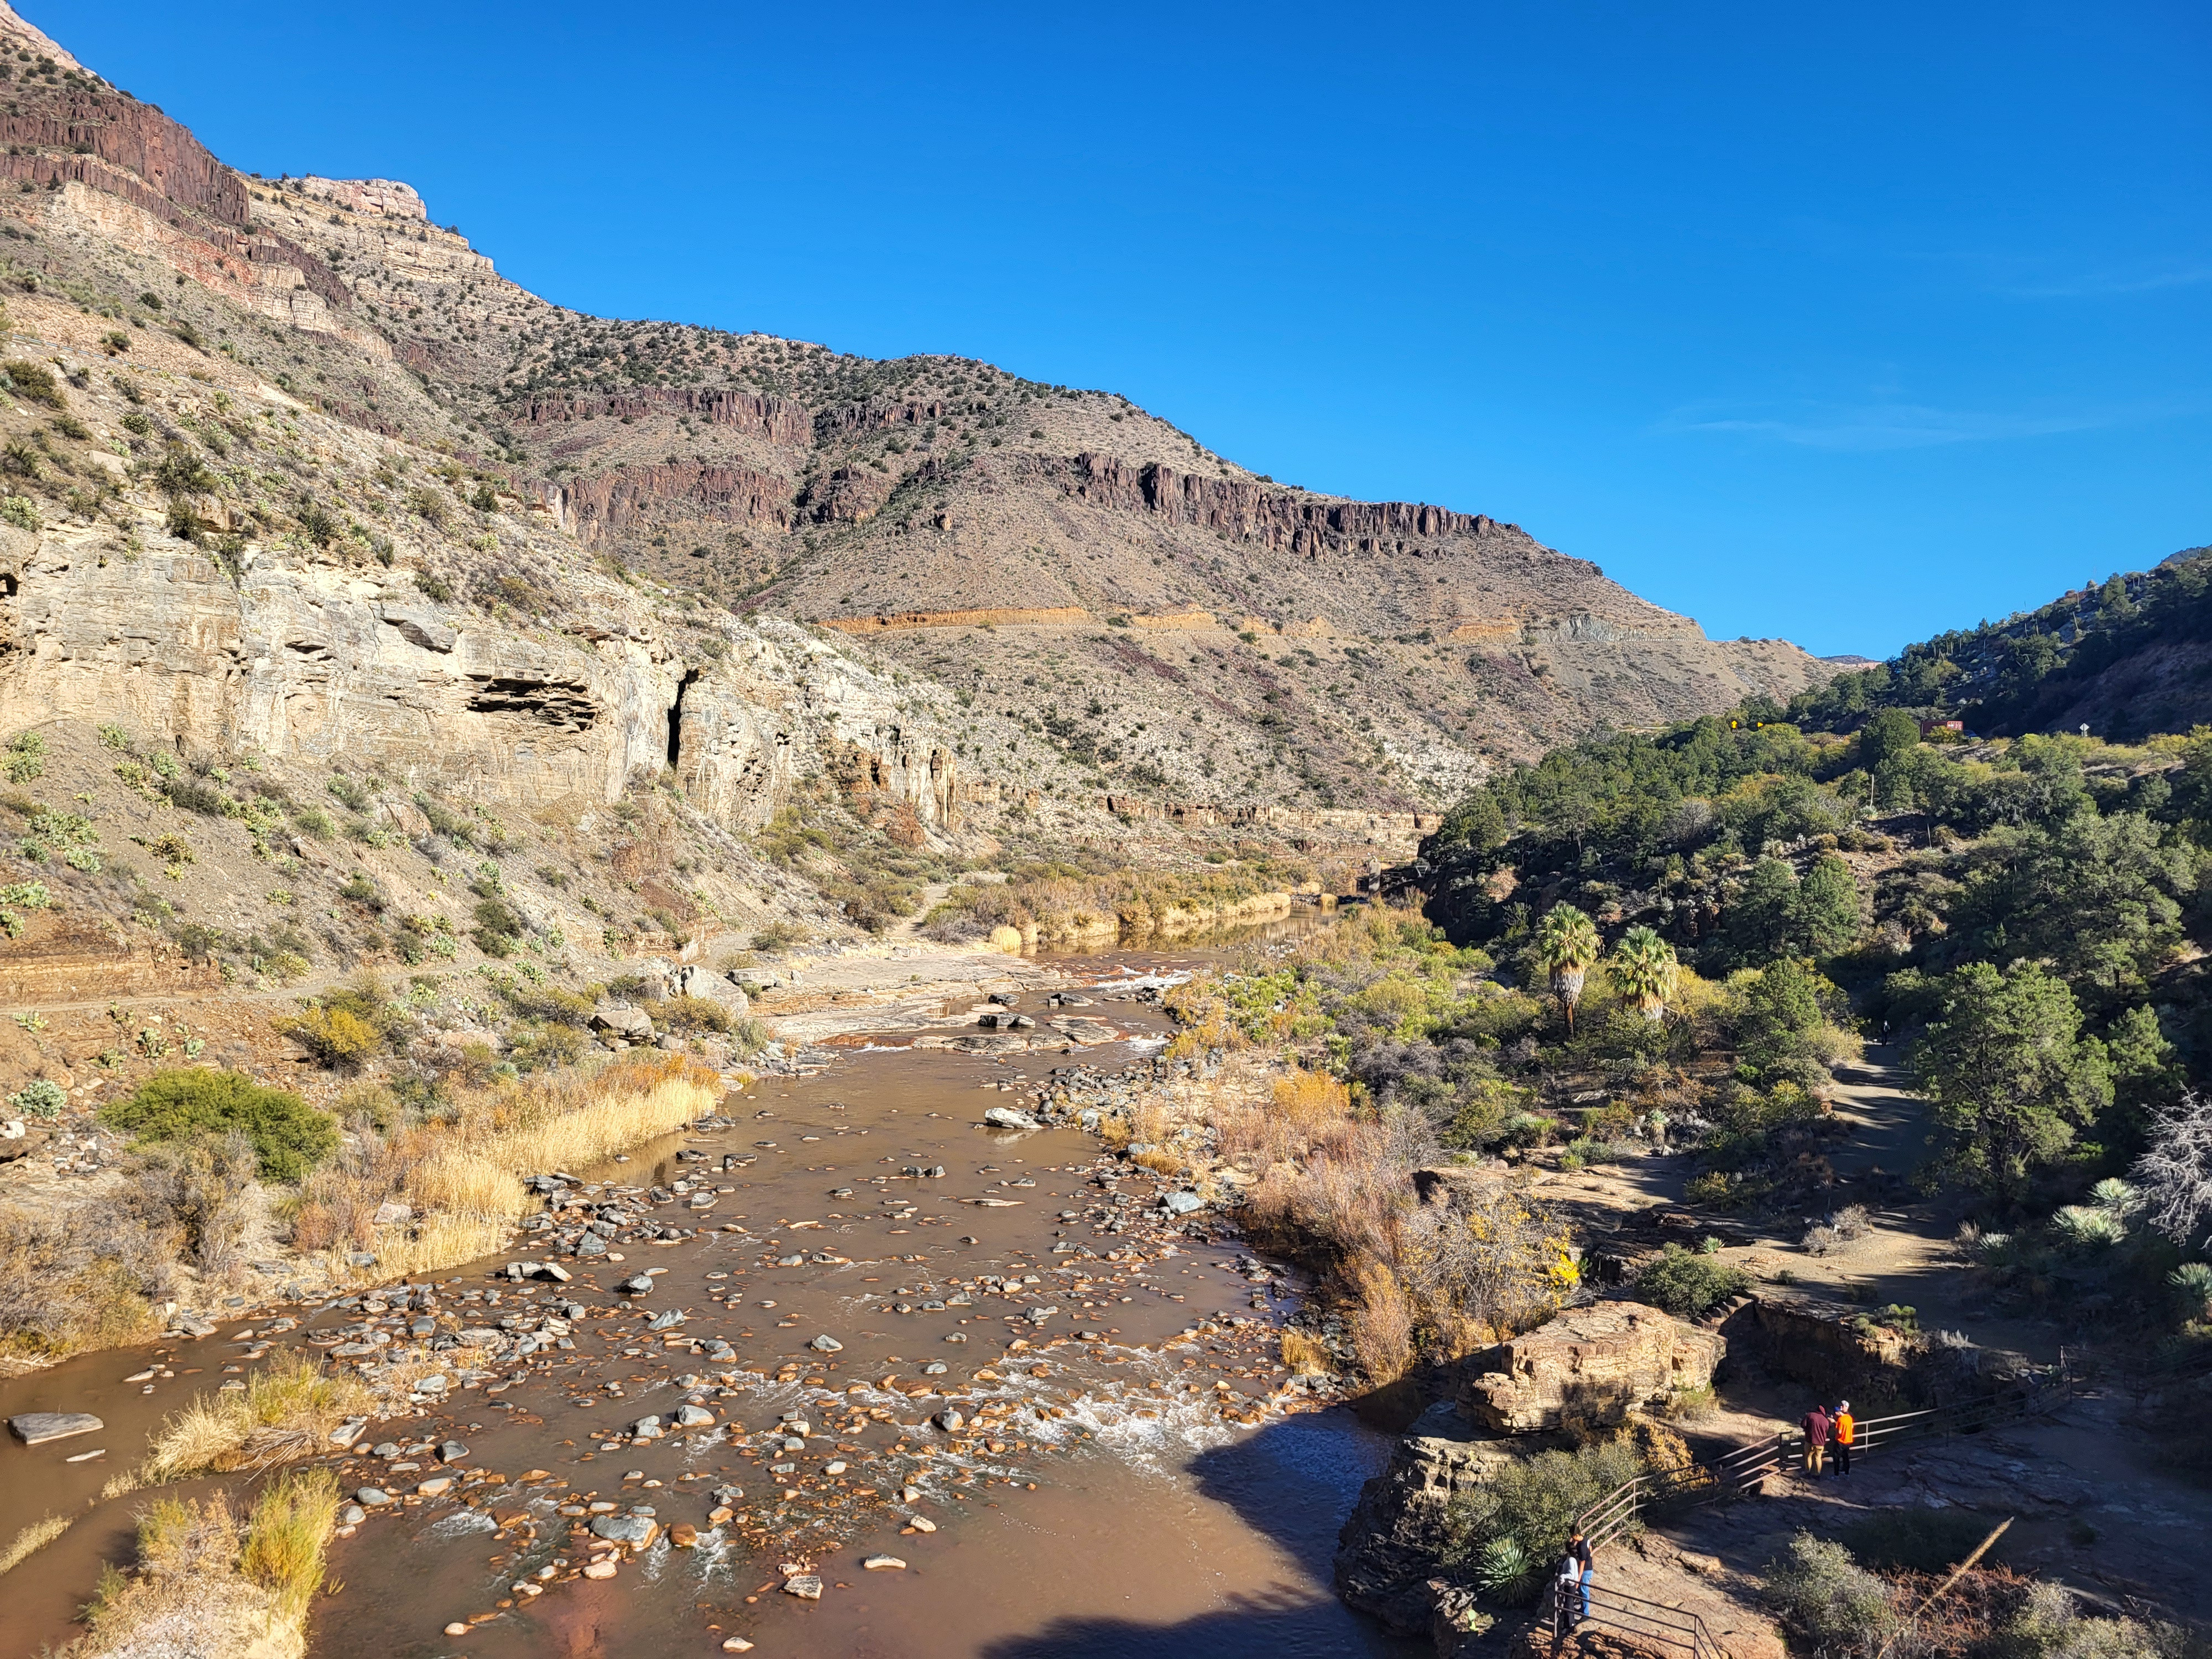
[[1556, 1371, 2068, 1654], [1552, 1575, 1726, 1659]]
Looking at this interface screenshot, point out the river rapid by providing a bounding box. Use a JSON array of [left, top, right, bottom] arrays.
[[0, 944, 1420, 1659]]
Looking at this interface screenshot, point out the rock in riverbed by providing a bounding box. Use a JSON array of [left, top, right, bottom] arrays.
[[8, 1412, 102, 1444], [862, 1554, 907, 1571]]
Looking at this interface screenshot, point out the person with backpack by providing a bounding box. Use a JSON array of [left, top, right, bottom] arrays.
[[1801, 1402, 1830, 1477], [1829, 1400, 1854, 1477]]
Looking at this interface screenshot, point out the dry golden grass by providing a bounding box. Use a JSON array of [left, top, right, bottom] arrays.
[[1130, 1147, 1183, 1177], [0, 1512, 69, 1575], [239, 1468, 341, 1623], [313, 1053, 720, 1283], [145, 1349, 375, 1481], [67, 1474, 337, 1659], [1346, 1256, 1415, 1384], [1280, 1329, 1331, 1376]]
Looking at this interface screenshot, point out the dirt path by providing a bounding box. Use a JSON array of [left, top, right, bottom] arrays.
[[1825, 1042, 1934, 1182]]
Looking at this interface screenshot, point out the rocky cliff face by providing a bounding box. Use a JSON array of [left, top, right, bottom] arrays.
[[0, 0, 1834, 843]]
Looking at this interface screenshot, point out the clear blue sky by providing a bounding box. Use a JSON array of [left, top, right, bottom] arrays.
[[36, 0, 2210, 658]]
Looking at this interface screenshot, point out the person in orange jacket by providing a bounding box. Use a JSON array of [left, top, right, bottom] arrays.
[[1829, 1400, 1855, 1477]]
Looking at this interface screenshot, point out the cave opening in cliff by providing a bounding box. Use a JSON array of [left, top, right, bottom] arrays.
[[667, 669, 700, 770]]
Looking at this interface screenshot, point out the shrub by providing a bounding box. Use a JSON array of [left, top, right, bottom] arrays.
[[659, 993, 734, 1034], [127, 1131, 257, 1275], [7, 1078, 65, 1118], [3, 358, 62, 406], [471, 895, 523, 956], [1804, 1203, 1872, 1256], [102, 1070, 337, 1181], [1761, 1533, 1899, 1658], [278, 1005, 381, 1068], [1444, 1434, 1645, 1595], [1636, 1243, 1750, 1317]]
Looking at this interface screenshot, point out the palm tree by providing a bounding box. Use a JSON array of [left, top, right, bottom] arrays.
[[1613, 926, 1679, 1022], [1533, 904, 1601, 1032]]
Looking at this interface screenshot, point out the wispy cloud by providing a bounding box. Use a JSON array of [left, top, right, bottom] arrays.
[[1658, 399, 2132, 452], [2004, 263, 2212, 300]]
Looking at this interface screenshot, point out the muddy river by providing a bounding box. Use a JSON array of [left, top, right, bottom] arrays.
[[0, 948, 1418, 1658]]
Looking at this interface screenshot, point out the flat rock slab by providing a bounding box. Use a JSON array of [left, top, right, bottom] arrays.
[[9, 1411, 103, 1444]]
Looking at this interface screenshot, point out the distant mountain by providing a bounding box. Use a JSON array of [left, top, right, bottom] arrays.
[[1786, 546, 2212, 742], [0, 0, 1835, 817]]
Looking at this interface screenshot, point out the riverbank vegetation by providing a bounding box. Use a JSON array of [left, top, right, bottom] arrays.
[[0, 1049, 719, 1367], [67, 1469, 341, 1659]]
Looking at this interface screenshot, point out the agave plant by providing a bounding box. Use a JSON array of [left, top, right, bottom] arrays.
[[1533, 904, 1601, 1033], [1473, 1534, 1542, 1606], [1611, 925, 1679, 1022]]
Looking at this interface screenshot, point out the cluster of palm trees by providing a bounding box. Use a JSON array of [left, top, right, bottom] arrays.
[[1532, 904, 1679, 1032]]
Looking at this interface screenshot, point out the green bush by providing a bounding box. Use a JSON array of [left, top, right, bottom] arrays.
[[4, 731, 44, 784], [659, 993, 734, 1034], [1444, 1436, 1644, 1598], [1761, 1533, 1898, 1658], [1636, 1243, 1750, 1316], [101, 1070, 337, 1181]]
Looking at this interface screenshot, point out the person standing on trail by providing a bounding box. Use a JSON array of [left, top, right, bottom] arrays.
[[1801, 1403, 1830, 1477], [1829, 1400, 1854, 1477], [1567, 1526, 1593, 1624]]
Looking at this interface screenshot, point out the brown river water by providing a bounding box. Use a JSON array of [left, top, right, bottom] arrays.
[[0, 946, 1420, 1658]]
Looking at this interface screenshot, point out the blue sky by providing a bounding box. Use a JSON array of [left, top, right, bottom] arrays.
[[36, 0, 2209, 657]]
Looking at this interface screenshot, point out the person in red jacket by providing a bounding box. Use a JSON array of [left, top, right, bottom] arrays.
[[1801, 1403, 1830, 1477]]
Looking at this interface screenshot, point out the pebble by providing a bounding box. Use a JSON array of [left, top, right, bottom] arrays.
[[356, 1488, 393, 1506], [445, 1623, 470, 1637], [862, 1554, 907, 1571], [782, 1574, 824, 1599], [582, 1559, 618, 1580], [722, 1640, 755, 1652], [810, 1334, 843, 1352], [907, 1515, 936, 1532]]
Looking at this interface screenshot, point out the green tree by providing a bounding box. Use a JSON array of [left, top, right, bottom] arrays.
[[1611, 926, 1678, 1021], [1859, 708, 1922, 769], [1793, 853, 1862, 957], [1532, 904, 1600, 1032], [1726, 857, 1799, 963], [1910, 960, 2111, 1200]]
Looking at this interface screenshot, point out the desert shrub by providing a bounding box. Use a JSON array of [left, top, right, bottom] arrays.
[[659, 993, 734, 1034], [127, 1131, 257, 1276], [471, 895, 523, 956], [1761, 1532, 1900, 1658], [278, 1004, 381, 1068], [3, 358, 62, 406], [507, 1021, 587, 1072], [1443, 1434, 1646, 1600], [8, 1077, 65, 1118], [1804, 1203, 1873, 1256], [239, 1467, 341, 1620], [0, 1202, 161, 1357], [102, 1070, 337, 1181], [1636, 1242, 1750, 1316]]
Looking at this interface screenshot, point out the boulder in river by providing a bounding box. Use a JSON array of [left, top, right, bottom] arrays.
[[618, 1274, 654, 1294], [983, 1106, 1039, 1130], [8, 1412, 102, 1445], [1161, 1191, 1206, 1215], [782, 1574, 823, 1600], [647, 1308, 687, 1330], [591, 1514, 659, 1546], [810, 1334, 843, 1352], [935, 1407, 965, 1432], [631, 1416, 665, 1440], [673, 1404, 716, 1428]]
